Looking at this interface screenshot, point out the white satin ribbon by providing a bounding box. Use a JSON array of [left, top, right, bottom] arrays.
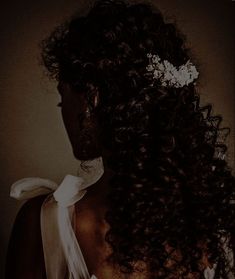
[[10, 174, 98, 279], [10, 177, 58, 200], [53, 175, 87, 207]]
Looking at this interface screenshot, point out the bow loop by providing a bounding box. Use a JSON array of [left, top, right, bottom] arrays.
[[10, 174, 87, 207], [10, 177, 58, 200]]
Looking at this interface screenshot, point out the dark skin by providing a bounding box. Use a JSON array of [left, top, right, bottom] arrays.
[[5, 82, 212, 279]]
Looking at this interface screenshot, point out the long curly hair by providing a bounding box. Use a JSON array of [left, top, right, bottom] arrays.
[[41, 0, 235, 278]]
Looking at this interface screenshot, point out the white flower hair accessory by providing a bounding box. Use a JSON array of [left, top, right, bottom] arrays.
[[146, 53, 199, 88]]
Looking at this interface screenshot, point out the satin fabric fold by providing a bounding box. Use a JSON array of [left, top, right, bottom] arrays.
[[10, 174, 98, 279]]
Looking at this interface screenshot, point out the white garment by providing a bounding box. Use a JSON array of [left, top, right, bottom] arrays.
[[10, 174, 234, 279], [11, 174, 98, 279]]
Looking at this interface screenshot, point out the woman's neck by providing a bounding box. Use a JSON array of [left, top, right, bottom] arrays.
[[85, 166, 113, 203], [76, 151, 114, 206]]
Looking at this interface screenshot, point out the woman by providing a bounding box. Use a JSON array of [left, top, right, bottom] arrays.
[[6, 0, 235, 278]]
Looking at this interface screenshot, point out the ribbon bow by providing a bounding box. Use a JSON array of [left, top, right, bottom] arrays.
[[10, 175, 98, 279]]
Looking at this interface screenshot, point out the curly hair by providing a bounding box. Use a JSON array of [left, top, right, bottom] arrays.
[[40, 0, 235, 278]]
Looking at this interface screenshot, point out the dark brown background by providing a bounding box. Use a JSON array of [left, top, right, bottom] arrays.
[[0, 0, 234, 277]]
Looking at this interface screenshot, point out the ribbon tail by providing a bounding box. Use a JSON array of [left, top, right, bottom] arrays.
[[56, 203, 90, 279]]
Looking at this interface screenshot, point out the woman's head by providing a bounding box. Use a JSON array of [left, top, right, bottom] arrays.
[[41, 0, 235, 278], [41, 0, 193, 160], [57, 80, 102, 160]]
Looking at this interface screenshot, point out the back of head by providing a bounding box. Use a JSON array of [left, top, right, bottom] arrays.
[[41, 0, 235, 278]]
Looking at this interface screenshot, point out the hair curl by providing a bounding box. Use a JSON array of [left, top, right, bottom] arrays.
[[41, 0, 235, 278]]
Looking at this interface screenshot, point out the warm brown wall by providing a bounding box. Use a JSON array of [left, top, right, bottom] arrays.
[[0, 0, 234, 276]]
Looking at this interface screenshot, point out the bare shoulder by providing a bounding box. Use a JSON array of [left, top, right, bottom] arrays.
[[5, 195, 47, 279]]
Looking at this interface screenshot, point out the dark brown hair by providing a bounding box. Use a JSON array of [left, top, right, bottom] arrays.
[[41, 1, 235, 277]]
